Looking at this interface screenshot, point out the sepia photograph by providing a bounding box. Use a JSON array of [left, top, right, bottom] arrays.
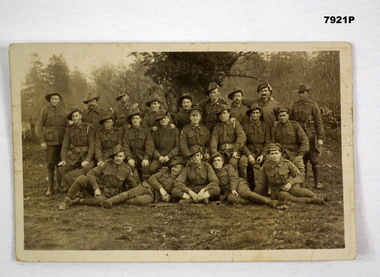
[[10, 42, 354, 262]]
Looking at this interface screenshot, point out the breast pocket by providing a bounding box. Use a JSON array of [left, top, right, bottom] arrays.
[[285, 129, 296, 143], [130, 133, 145, 149], [278, 168, 290, 183]]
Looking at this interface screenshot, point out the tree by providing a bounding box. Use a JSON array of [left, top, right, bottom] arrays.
[[44, 54, 71, 103], [69, 69, 89, 108]]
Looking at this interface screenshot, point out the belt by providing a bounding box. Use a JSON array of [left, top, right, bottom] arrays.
[[71, 145, 89, 153], [219, 143, 236, 150]]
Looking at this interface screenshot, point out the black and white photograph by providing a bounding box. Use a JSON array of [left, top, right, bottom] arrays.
[[10, 42, 354, 262]]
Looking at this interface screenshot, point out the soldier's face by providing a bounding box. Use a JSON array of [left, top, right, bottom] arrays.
[[50, 95, 61, 107], [219, 110, 230, 122], [150, 101, 160, 112], [232, 92, 243, 104], [170, 164, 184, 176], [114, 151, 126, 164], [269, 150, 281, 163], [181, 99, 192, 110], [208, 89, 219, 101], [191, 152, 203, 164], [131, 115, 142, 127], [103, 119, 114, 129], [249, 110, 261, 121], [88, 99, 98, 108], [190, 112, 201, 124], [259, 87, 271, 101], [298, 91, 308, 101], [212, 157, 224, 169], [159, 115, 170, 126], [278, 112, 289, 123], [71, 112, 82, 124], [120, 95, 129, 104]]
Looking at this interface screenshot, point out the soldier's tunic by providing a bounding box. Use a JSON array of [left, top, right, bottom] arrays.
[[142, 109, 172, 129], [65, 159, 139, 205], [94, 127, 123, 162], [210, 119, 246, 169], [112, 104, 131, 128], [150, 125, 180, 173], [291, 99, 324, 166], [36, 104, 68, 171], [242, 97, 281, 126], [174, 108, 191, 130], [123, 125, 154, 181], [230, 103, 249, 123], [58, 122, 95, 186], [179, 123, 211, 158], [199, 97, 228, 132], [271, 120, 309, 172], [172, 161, 220, 199], [82, 104, 109, 132]]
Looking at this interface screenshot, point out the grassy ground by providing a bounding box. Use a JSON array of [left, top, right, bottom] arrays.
[[22, 132, 344, 250]]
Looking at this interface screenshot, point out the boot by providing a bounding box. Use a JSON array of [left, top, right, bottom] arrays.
[[58, 197, 72, 211], [308, 196, 325, 205], [318, 194, 329, 202], [100, 199, 113, 208], [46, 171, 55, 196], [312, 166, 324, 189]]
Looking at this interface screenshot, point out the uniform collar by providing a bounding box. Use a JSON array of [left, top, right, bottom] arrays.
[[270, 157, 285, 168]]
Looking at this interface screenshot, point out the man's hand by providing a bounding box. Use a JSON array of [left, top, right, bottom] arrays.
[[248, 155, 256, 164], [151, 126, 158, 132], [231, 190, 240, 197], [58, 161, 66, 166], [94, 189, 101, 196], [141, 159, 149, 167], [170, 123, 176, 129], [41, 142, 47, 150], [128, 159, 135, 167], [256, 155, 264, 164], [188, 190, 199, 202], [317, 139, 324, 145], [282, 183, 292, 192], [97, 160, 104, 166], [232, 151, 240, 159], [203, 153, 210, 160], [81, 160, 90, 167], [159, 156, 166, 163], [159, 188, 168, 197]]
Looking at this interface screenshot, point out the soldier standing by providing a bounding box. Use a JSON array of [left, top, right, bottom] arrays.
[[36, 91, 68, 195], [228, 87, 250, 123], [82, 92, 109, 132], [174, 93, 193, 130], [291, 84, 325, 189], [113, 91, 134, 128]]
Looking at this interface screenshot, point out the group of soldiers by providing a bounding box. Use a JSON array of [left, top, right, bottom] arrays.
[[35, 81, 328, 211]]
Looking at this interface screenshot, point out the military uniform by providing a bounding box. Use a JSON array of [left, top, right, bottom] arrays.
[[242, 98, 281, 126], [199, 97, 228, 132], [123, 125, 154, 181], [142, 109, 172, 129], [230, 103, 249, 123], [172, 161, 220, 199], [210, 119, 246, 170], [150, 125, 180, 173], [271, 119, 309, 173], [112, 104, 132, 128], [82, 104, 109, 132], [58, 122, 95, 187], [95, 127, 123, 162], [254, 157, 324, 204], [174, 108, 191, 130], [180, 123, 210, 158]]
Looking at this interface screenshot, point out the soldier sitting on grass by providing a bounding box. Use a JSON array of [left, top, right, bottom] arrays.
[[254, 143, 328, 205], [58, 145, 139, 211]]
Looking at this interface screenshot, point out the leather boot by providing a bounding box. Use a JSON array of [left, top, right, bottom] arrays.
[[46, 171, 55, 196], [247, 192, 274, 207], [58, 197, 72, 211], [307, 196, 325, 205], [312, 166, 323, 189]]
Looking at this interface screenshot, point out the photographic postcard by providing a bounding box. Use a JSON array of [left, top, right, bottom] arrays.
[[10, 42, 355, 262]]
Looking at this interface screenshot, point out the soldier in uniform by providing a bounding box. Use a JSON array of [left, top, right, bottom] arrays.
[[150, 109, 180, 174], [271, 107, 309, 180], [291, 84, 325, 189], [57, 107, 95, 190], [210, 153, 280, 208], [58, 145, 139, 210], [123, 107, 154, 181], [239, 104, 271, 187], [254, 143, 328, 205], [82, 92, 109, 132], [228, 87, 250, 123], [172, 146, 220, 204], [112, 91, 135, 128], [179, 106, 211, 160], [36, 91, 68, 195], [210, 104, 246, 171], [242, 83, 281, 126], [142, 95, 165, 129], [199, 82, 228, 132], [95, 113, 123, 166], [100, 156, 185, 208], [174, 93, 193, 130]]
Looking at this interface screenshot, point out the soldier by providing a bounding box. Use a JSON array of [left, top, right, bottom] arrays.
[[150, 109, 180, 174], [172, 146, 220, 204], [142, 95, 163, 128], [179, 106, 211, 160], [291, 84, 325, 189], [36, 91, 68, 195], [95, 113, 123, 166], [113, 91, 135, 128], [210, 153, 280, 208], [100, 157, 185, 208], [271, 107, 309, 180], [254, 143, 328, 205], [199, 82, 228, 132], [228, 87, 250, 123], [57, 107, 95, 190], [82, 92, 109, 132], [123, 107, 154, 181], [174, 93, 193, 130], [242, 83, 281, 126], [239, 104, 271, 186], [210, 104, 246, 171], [58, 145, 139, 211]]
